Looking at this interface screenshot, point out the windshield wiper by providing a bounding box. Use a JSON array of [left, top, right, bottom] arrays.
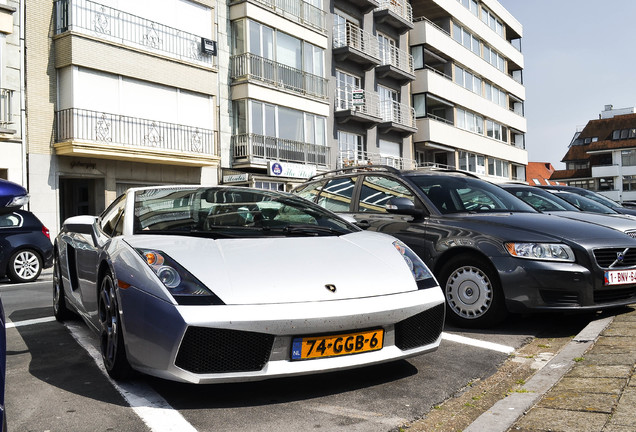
[[280, 224, 349, 236]]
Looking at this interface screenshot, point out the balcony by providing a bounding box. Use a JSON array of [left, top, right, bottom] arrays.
[[0, 89, 14, 134], [54, 0, 214, 68], [343, 0, 379, 14], [374, 0, 413, 33], [55, 108, 218, 166], [337, 150, 416, 170], [376, 45, 415, 83], [378, 101, 417, 136], [333, 23, 381, 68], [232, 133, 330, 168], [245, 0, 327, 34], [230, 53, 328, 100], [334, 88, 382, 126]]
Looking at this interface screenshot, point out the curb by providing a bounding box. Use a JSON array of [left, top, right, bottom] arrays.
[[463, 315, 614, 432]]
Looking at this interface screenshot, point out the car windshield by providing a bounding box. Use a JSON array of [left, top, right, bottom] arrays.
[[553, 191, 618, 214], [133, 187, 356, 237], [579, 189, 622, 209], [409, 175, 536, 214], [504, 187, 580, 212]]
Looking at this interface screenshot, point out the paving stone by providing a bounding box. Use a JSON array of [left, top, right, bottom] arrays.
[[567, 364, 632, 379], [550, 377, 626, 395], [582, 353, 636, 366], [537, 390, 618, 413], [603, 424, 636, 432], [594, 336, 636, 349], [514, 407, 608, 432]]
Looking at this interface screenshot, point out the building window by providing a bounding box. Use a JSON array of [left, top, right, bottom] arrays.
[[457, 108, 484, 134], [486, 119, 508, 143], [411, 45, 424, 70], [598, 177, 614, 191], [413, 93, 425, 118], [453, 23, 480, 56], [255, 181, 285, 191], [338, 131, 365, 165], [483, 45, 505, 72], [488, 158, 509, 178], [457, 0, 478, 16], [481, 7, 504, 37], [485, 82, 506, 107], [454, 65, 482, 95], [335, 70, 361, 110], [622, 150, 636, 167], [623, 176, 636, 192], [459, 151, 485, 175]]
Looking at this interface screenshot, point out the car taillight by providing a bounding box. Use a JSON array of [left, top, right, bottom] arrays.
[[42, 226, 50, 239]]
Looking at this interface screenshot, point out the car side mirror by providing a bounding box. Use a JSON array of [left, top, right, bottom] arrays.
[[386, 198, 424, 219], [62, 215, 97, 235]]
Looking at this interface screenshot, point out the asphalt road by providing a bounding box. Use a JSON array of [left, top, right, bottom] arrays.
[[1, 271, 592, 432]]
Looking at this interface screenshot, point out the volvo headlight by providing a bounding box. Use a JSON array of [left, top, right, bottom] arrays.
[[393, 240, 438, 289], [136, 248, 224, 305], [505, 242, 575, 262]]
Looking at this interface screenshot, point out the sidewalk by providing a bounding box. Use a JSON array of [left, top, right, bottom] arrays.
[[464, 307, 636, 432]]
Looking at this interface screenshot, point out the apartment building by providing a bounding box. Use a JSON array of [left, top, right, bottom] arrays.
[[16, 0, 526, 234], [0, 1, 22, 184], [410, 0, 527, 182], [25, 0, 220, 234], [551, 105, 636, 203]]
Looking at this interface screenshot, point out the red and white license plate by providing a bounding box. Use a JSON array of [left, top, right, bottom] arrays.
[[604, 269, 636, 286]]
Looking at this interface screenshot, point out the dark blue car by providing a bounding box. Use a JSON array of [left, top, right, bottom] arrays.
[[0, 179, 28, 214]]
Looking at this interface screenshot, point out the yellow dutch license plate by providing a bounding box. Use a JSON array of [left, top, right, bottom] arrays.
[[291, 329, 384, 360]]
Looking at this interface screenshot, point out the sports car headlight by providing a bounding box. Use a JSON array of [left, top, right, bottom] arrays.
[[136, 248, 224, 305], [393, 240, 438, 289], [505, 242, 575, 262]]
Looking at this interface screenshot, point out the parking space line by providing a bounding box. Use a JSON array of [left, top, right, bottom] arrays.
[[442, 332, 515, 354], [6, 316, 57, 328], [64, 321, 198, 432]]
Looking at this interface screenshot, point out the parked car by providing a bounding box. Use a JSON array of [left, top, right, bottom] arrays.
[[0, 179, 29, 214], [0, 210, 53, 283], [539, 185, 636, 216], [0, 296, 6, 431], [53, 185, 445, 383], [293, 166, 636, 328], [548, 190, 628, 215], [501, 184, 636, 238]]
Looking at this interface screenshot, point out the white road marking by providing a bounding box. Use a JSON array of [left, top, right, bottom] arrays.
[[5, 316, 57, 328], [442, 332, 515, 354], [64, 322, 198, 432]]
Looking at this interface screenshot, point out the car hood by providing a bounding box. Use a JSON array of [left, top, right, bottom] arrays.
[[444, 212, 636, 245], [544, 211, 636, 233], [124, 231, 421, 305]]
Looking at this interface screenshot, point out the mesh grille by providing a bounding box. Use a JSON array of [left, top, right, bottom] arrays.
[[395, 303, 445, 351], [540, 290, 580, 305], [594, 287, 636, 303], [593, 248, 636, 268], [176, 327, 275, 374]]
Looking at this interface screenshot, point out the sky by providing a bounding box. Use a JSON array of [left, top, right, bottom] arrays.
[[497, 0, 636, 169]]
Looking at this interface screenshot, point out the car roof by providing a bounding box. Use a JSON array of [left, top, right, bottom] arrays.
[[305, 165, 479, 182]]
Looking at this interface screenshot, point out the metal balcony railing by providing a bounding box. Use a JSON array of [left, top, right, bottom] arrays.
[[248, 0, 326, 33], [230, 53, 328, 99], [337, 150, 416, 170], [380, 44, 414, 75], [54, 0, 214, 67], [333, 22, 380, 60], [376, 0, 413, 24], [56, 108, 215, 155], [232, 133, 330, 166], [335, 87, 382, 119], [381, 100, 416, 129], [0, 89, 13, 128]]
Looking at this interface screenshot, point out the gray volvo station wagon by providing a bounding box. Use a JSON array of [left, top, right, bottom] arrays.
[[294, 166, 636, 328]]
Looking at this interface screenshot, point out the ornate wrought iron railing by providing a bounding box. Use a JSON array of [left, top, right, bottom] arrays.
[[56, 108, 215, 155], [230, 53, 328, 99], [54, 0, 214, 66], [232, 133, 330, 166]]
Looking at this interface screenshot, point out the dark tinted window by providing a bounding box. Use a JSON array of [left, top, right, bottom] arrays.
[[318, 177, 357, 212], [294, 180, 326, 203], [100, 195, 126, 236], [358, 176, 414, 213]]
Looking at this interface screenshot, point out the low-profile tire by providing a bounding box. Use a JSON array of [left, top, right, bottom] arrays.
[[98, 272, 132, 380], [7, 249, 42, 283], [439, 254, 508, 328], [52, 256, 72, 321]]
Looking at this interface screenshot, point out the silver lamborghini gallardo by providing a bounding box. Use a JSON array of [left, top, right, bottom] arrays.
[[53, 186, 445, 384]]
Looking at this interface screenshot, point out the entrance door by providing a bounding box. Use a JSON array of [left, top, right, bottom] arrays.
[[59, 178, 100, 221]]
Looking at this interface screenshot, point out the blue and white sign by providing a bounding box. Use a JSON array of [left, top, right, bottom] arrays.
[[268, 161, 317, 179]]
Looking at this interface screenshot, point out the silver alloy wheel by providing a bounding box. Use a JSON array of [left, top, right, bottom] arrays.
[[98, 275, 120, 371], [53, 261, 62, 315], [445, 265, 493, 319], [11, 250, 41, 282]]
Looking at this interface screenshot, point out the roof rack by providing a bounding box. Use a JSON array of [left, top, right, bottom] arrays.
[[306, 165, 401, 182]]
